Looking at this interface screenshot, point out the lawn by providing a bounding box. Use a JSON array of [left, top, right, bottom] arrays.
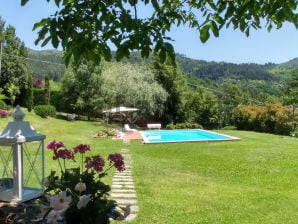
[[0, 110, 298, 223]]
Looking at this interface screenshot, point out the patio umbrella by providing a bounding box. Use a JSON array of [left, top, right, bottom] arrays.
[[102, 106, 139, 125], [102, 106, 139, 114]]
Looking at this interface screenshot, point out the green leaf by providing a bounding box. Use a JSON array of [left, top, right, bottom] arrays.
[[63, 51, 72, 66], [151, 0, 160, 12], [267, 23, 273, 32], [21, 0, 29, 6], [141, 47, 150, 58], [50, 27, 59, 48], [200, 25, 210, 43], [240, 20, 246, 32], [207, 0, 217, 10], [99, 44, 112, 61], [55, 0, 60, 7], [34, 27, 49, 45], [245, 27, 250, 37], [158, 48, 166, 63], [41, 36, 51, 47], [33, 19, 50, 31], [210, 21, 219, 37], [128, 0, 138, 6], [163, 42, 176, 66], [154, 40, 163, 53]]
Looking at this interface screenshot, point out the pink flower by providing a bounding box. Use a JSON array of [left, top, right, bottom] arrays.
[[108, 153, 125, 172], [73, 144, 90, 154], [85, 155, 105, 172], [53, 148, 75, 161], [47, 140, 65, 150]]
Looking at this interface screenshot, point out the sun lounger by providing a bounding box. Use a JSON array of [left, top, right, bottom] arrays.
[[124, 124, 137, 132], [147, 123, 161, 129]]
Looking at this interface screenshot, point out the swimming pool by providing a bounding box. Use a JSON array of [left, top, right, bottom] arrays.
[[140, 129, 240, 144]]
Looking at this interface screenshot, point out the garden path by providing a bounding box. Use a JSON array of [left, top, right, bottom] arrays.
[[110, 148, 139, 221]]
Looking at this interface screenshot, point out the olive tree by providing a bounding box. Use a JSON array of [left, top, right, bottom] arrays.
[[102, 62, 168, 118]]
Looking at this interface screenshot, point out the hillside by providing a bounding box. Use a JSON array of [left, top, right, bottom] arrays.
[[176, 55, 278, 81], [27, 49, 297, 91], [27, 49, 65, 81], [278, 58, 298, 68]]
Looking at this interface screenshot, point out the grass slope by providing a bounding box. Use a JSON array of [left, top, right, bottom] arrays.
[[1, 111, 298, 223], [128, 131, 298, 224]]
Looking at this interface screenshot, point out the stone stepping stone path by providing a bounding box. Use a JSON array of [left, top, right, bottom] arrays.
[[111, 148, 138, 221]]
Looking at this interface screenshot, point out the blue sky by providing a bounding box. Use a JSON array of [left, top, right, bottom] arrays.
[[1, 0, 297, 64]]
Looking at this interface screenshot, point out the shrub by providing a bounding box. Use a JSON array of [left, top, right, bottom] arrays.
[[34, 89, 65, 112], [221, 125, 237, 130], [0, 109, 10, 118], [0, 101, 9, 110], [42, 140, 125, 223], [34, 105, 56, 118], [166, 122, 202, 129], [165, 123, 175, 130], [232, 103, 297, 136], [33, 89, 45, 105], [26, 74, 34, 112]]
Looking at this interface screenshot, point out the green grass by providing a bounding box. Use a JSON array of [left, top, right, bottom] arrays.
[[127, 131, 298, 224], [1, 111, 298, 223]]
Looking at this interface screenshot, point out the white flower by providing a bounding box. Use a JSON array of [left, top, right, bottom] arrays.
[[46, 210, 63, 224], [75, 182, 86, 193], [77, 194, 91, 209], [50, 191, 72, 211]]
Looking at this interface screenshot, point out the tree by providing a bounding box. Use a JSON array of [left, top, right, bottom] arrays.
[[44, 75, 50, 104], [21, 0, 298, 64], [184, 87, 218, 129], [151, 53, 188, 125], [282, 69, 298, 132], [102, 62, 168, 119], [283, 69, 298, 105], [26, 74, 34, 111], [0, 17, 29, 106], [61, 60, 104, 119], [7, 78, 20, 108]]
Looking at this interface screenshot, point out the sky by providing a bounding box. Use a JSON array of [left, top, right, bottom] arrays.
[[1, 0, 298, 65]]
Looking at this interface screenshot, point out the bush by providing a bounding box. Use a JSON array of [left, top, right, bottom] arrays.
[[231, 103, 296, 136], [34, 105, 56, 118], [33, 89, 65, 112], [33, 89, 45, 106], [0, 109, 11, 118], [166, 122, 202, 129], [0, 101, 9, 110], [221, 125, 237, 130]]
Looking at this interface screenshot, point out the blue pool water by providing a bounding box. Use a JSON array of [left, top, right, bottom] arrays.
[[140, 129, 240, 144]]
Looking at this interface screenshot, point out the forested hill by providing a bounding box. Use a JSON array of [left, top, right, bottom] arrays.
[[278, 58, 298, 68], [177, 55, 277, 81], [27, 49, 65, 82], [27, 49, 297, 83]]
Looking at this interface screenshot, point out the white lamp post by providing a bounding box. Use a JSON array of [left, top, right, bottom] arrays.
[[0, 106, 46, 202]]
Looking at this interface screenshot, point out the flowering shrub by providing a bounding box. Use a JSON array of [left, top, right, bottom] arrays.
[[0, 109, 10, 118], [42, 140, 125, 224]]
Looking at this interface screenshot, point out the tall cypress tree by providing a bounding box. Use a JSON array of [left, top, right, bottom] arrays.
[[44, 75, 50, 105], [26, 74, 33, 111], [151, 53, 188, 125]]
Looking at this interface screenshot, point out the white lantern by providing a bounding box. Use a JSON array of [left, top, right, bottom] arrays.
[[0, 106, 46, 202]]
